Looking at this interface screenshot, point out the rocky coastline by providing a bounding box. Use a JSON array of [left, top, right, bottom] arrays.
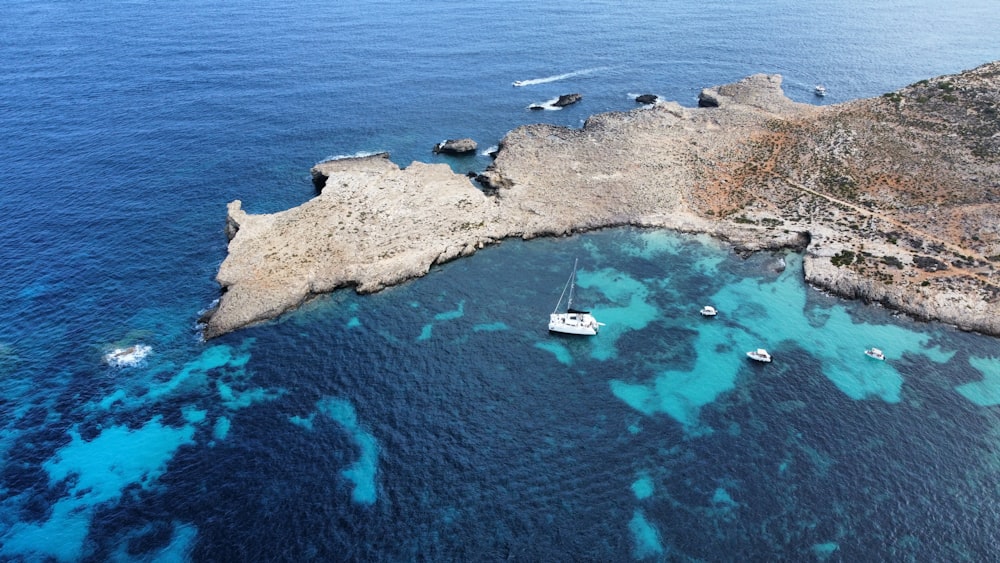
[[203, 62, 1000, 339]]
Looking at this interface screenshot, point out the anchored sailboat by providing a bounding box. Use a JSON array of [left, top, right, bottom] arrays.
[[549, 259, 603, 335]]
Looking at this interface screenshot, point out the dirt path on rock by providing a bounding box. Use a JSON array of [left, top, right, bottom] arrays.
[[779, 176, 998, 287]]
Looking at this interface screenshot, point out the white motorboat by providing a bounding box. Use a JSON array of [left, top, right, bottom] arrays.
[[512, 80, 526, 87], [865, 347, 886, 361], [747, 348, 772, 363], [549, 259, 603, 335], [700, 305, 718, 317], [814, 84, 827, 97]]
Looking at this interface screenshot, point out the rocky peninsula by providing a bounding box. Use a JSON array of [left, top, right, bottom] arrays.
[[204, 61, 1000, 338]]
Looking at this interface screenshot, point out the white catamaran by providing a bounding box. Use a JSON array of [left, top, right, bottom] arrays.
[[549, 259, 603, 336]]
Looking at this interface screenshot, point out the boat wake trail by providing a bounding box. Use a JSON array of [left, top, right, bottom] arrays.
[[512, 67, 606, 87]]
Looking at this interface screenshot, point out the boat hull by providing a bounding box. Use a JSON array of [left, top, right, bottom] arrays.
[[549, 312, 599, 335], [747, 349, 772, 362]]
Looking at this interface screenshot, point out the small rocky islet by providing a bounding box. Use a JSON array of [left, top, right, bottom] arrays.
[[203, 61, 1000, 339]]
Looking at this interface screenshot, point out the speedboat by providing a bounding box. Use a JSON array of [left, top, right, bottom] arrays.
[[512, 80, 526, 87], [700, 305, 718, 317], [747, 348, 772, 363], [865, 347, 886, 361], [814, 84, 827, 97]]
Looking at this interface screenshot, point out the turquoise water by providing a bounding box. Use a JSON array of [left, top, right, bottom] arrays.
[[3, 0, 1000, 560]]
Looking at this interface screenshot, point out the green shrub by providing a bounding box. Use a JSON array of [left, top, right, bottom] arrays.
[[881, 255, 904, 269], [831, 250, 856, 267]]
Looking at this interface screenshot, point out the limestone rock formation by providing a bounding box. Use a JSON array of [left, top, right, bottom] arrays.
[[553, 93, 582, 107], [697, 89, 720, 107], [206, 154, 503, 337], [205, 62, 1000, 338], [433, 138, 477, 155]]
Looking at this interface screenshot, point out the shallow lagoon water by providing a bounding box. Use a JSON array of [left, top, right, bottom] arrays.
[[7, 223, 1000, 559], [4, 0, 1000, 560]]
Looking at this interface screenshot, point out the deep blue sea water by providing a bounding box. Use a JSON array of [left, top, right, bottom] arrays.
[[3, 0, 1000, 560]]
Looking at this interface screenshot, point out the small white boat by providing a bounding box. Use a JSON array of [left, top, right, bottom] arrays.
[[747, 348, 772, 363], [549, 259, 603, 336], [865, 347, 886, 361], [814, 84, 827, 97], [700, 305, 718, 317], [512, 80, 526, 87]]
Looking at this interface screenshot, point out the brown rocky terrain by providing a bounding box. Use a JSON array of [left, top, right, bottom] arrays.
[[204, 61, 1000, 338]]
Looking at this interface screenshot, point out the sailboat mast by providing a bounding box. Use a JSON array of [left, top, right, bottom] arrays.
[[567, 258, 577, 310], [552, 259, 579, 315]]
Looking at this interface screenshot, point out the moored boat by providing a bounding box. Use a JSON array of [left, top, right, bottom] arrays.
[[700, 305, 718, 317], [865, 347, 886, 361], [747, 348, 772, 363], [549, 259, 603, 335]]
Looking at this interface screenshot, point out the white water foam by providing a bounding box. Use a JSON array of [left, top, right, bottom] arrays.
[[527, 97, 565, 111], [316, 151, 388, 165], [104, 344, 152, 368]]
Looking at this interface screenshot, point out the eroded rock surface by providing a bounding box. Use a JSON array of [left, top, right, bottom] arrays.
[[208, 154, 503, 337], [433, 138, 478, 155]]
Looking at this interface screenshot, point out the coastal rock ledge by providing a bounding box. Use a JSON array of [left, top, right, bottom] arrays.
[[204, 62, 1000, 338]]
